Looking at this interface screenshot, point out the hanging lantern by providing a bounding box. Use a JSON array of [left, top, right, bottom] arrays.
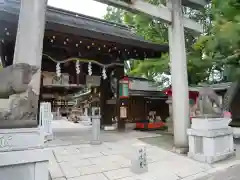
[[56, 63, 61, 77], [75, 60, 80, 74], [102, 66, 107, 80], [88, 62, 92, 75]]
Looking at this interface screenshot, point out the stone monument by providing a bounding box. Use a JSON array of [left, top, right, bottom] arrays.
[[187, 86, 235, 163], [131, 143, 148, 174]]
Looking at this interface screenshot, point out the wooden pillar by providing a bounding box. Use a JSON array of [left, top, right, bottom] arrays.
[[100, 72, 113, 126], [76, 74, 80, 85]]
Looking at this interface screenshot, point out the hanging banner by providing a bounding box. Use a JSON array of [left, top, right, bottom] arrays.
[[119, 77, 129, 99]]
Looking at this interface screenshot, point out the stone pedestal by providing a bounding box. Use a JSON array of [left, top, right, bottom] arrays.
[[0, 128, 49, 180], [187, 118, 235, 164]]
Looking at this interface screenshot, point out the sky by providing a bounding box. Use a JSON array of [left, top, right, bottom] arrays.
[[48, 0, 107, 19]]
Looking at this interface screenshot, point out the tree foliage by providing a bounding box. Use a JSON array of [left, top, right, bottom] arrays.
[[194, 0, 240, 82], [104, 0, 240, 85]]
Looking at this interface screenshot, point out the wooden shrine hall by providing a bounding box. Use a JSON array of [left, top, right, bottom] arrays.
[[0, 0, 168, 129]]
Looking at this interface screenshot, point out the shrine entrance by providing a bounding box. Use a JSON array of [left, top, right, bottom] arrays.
[[0, 1, 168, 131]]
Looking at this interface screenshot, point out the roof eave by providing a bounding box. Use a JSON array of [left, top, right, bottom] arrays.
[[0, 0, 168, 56]]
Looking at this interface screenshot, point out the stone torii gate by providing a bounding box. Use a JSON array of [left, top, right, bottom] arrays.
[[10, 0, 207, 150], [0, 0, 207, 179], [93, 0, 208, 151], [3, 0, 207, 150]]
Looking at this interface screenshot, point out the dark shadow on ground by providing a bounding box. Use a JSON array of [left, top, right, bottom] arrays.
[[138, 131, 174, 151]]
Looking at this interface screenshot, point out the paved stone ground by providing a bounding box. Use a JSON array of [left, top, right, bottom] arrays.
[[47, 120, 240, 180], [46, 120, 164, 147], [139, 133, 174, 151], [194, 164, 240, 180], [48, 138, 213, 180]]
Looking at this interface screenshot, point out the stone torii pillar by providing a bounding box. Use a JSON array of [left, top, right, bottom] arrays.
[[13, 0, 47, 67], [167, 0, 189, 151], [94, 0, 208, 150], [0, 0, 49, 180]]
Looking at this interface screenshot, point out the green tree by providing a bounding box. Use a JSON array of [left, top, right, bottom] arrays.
[[194, 0, 240, 82], [105, 0, 240, 85], [104, 6, 125, 24]]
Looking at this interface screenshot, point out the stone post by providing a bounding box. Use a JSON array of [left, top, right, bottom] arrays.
[[167, 0, 190, 150], [91, 115, 101, 145], [131, 143, 148, 174], [166, 97, 174, 134], [0, 0, 49, 180]]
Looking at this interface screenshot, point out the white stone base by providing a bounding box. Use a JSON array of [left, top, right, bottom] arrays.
[[188, 151, 235, 164], [39, 126, 53, 142], [0, 149, 49, 180], [0, 128, 49, 180], [0, 128, 44, 151], [187, 127, 235, 164], [191, 117, 232, 130], [44, 133, 54, 142]]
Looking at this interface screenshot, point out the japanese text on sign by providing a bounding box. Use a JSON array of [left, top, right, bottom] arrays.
[[138, 147, 147, 168]]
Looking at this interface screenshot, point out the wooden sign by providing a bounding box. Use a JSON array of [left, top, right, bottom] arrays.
[[86, 75, 101, 87], [119, 77, 129, 98]]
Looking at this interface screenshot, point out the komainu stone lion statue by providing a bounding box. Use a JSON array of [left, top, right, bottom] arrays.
[[194, 86, 223, 118], [0, 63, 40, 128]]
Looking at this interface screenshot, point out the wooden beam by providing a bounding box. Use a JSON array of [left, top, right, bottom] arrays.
[[94, 0, 203, 33]]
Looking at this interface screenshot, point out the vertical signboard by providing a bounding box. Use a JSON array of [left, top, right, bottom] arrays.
[[119, 77, 129, 99]]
